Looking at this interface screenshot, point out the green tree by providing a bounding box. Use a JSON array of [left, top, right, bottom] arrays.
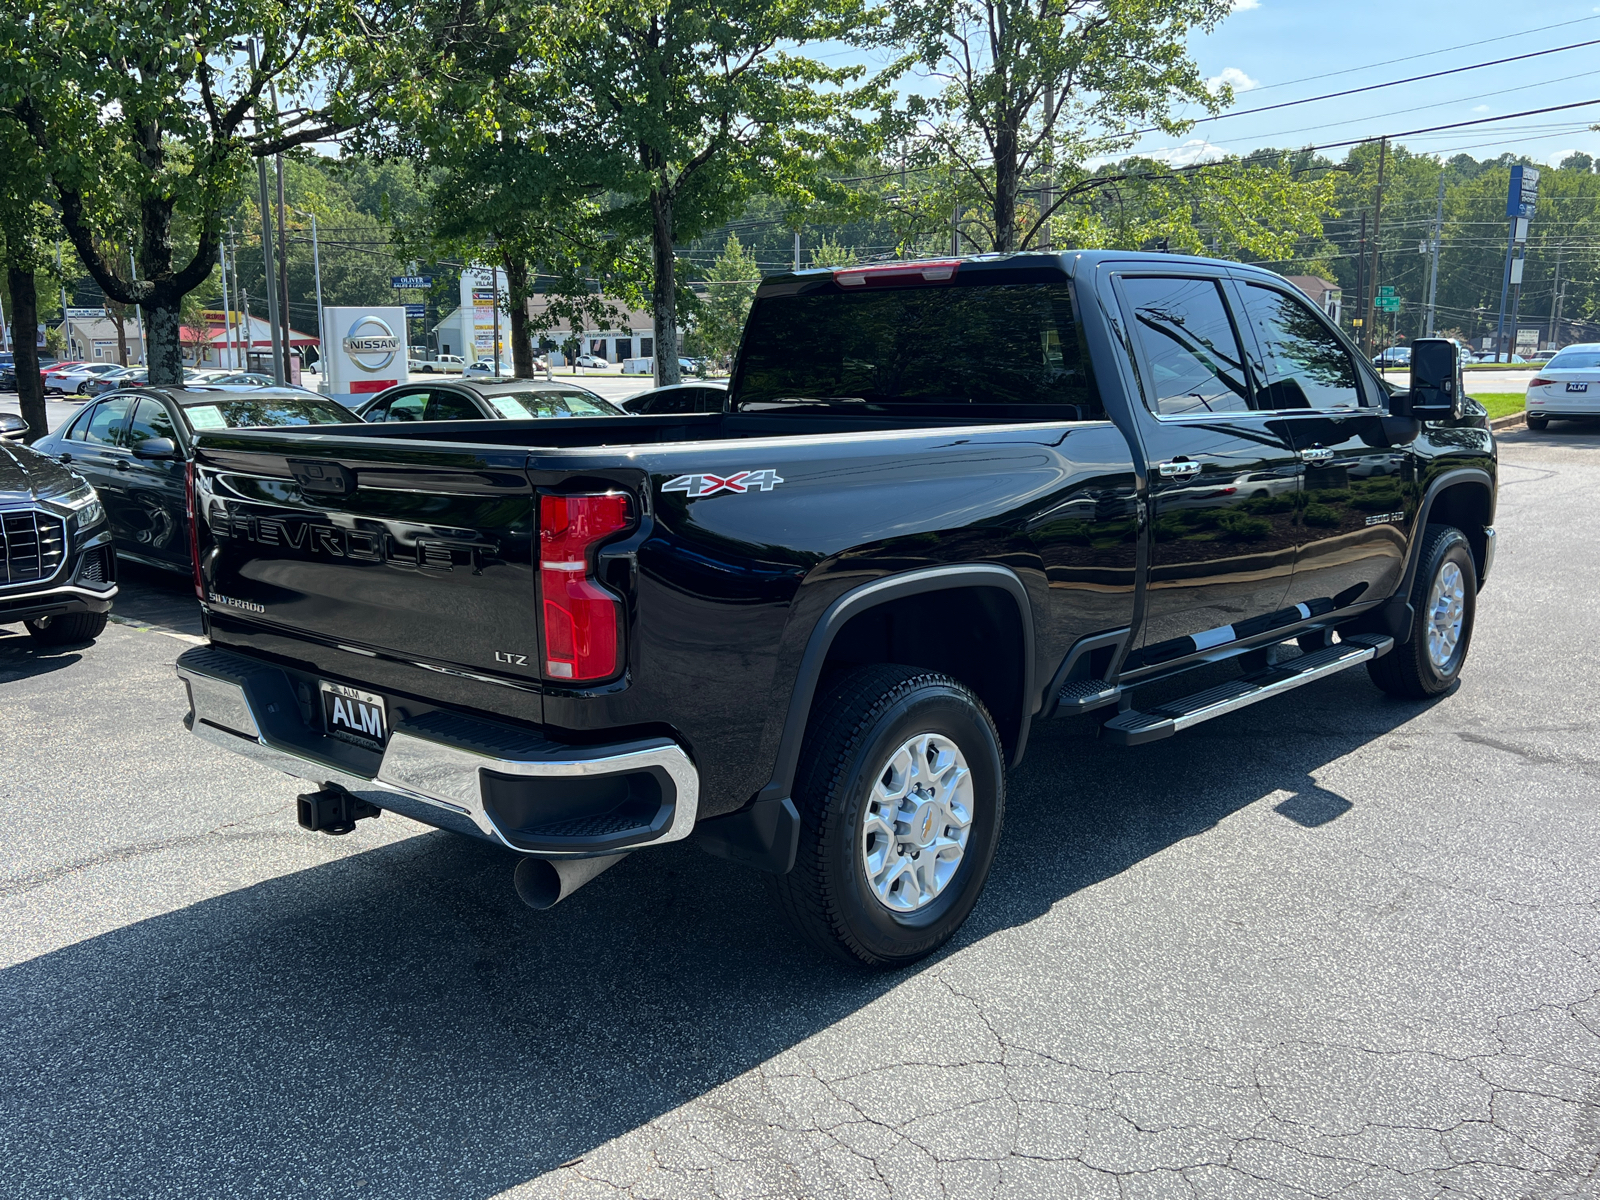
[[0, 119, 54, 439], [0, 0, 461, 384], [884, 0, 1233, 252], [543, 0, 891, 385], [698, 232, 761, 364]]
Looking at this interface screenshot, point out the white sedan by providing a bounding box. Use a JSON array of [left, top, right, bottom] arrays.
[[45, 362, 126, 395], [1524, 344, 1600, 430]]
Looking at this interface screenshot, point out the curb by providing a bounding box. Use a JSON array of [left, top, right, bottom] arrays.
[[1488, 412, 1527, 432], [107, 613, 206, 646]]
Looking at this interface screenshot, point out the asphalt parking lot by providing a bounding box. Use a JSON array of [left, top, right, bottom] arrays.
[[2, 423, 1599, 1199]]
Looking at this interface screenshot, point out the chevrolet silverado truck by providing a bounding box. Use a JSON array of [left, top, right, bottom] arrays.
[[175, 252, 1496, 967]]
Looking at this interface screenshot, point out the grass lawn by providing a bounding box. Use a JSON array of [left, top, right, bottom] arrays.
[[1471, 392, 1525, 420]]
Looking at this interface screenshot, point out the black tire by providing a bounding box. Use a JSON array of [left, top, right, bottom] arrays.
[[24, 611, 108, 646], [1525, 414, 1548, 431], [1367, 524, 1477, 699], [766, 663, 1006, 969]]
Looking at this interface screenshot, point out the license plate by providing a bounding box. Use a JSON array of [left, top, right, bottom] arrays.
[[1567, 382, 1589, 393], [320, 681, 388, 749]]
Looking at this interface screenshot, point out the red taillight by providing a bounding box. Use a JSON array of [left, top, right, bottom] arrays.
[[1529, 377, 1552, 388], [185, 459, 205, 601], [539, 493, 630, 682], [834, 259, 960, 288]]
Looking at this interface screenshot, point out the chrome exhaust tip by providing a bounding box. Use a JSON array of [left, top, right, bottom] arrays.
[[514, 853, 629, 910]]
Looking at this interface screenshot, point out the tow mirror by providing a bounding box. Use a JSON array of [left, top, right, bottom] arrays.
[[132, 436, 181, 460], [1397, 338, 1463, 421]]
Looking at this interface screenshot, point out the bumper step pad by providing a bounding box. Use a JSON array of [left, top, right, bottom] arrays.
[[1100, 633, 1393, 746]]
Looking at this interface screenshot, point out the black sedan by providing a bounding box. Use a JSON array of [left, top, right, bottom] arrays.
[[619, 380, 728, 415], [1, 436, 116, 645], [353, 378, 625, 422], [31, 387, 359, 573]]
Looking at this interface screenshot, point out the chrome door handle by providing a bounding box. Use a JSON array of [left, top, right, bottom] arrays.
[[1299, 447, 1334, 464], [1158, 460, 1202, 478]]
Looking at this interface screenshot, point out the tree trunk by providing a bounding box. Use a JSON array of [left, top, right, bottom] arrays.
[[144, 300, 185, 385], [7, 266, 46, 443], [650, 188, 681, 387], [110, 301, 128, 364], [992, 117, 1020, 253], [502, 250, 535, 378]]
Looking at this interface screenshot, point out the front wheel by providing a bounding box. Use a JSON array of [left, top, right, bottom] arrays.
[[767, 664, 1006, 968], [1367, 524, 1477, 699], [25, 611, 108, 646]]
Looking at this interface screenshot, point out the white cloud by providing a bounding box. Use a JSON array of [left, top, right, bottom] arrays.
[[1150, 139, 1232, 167], [1207, 66, 1260, 96], [1549, 148, 1583, 167], [1233, 0, 1261, 9], [1471, 104, 1491, 113]]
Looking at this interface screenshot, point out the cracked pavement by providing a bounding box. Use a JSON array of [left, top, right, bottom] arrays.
[[2, 426, 1598, 1199]]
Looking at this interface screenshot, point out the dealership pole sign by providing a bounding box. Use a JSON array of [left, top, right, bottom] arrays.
[[321, 306, 408, 397]]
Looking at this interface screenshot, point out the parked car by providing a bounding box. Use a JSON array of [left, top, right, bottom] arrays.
[[1371, 347, 1410, 368], [462, 359, 514, 380], [31, 388, 359, 573], [48, 363, 132, 396], [39, 361, 87, 390], [200, 371, 276, 387], [0, 412, 28, 441], [1524, 343, 1600, 431], [174, 251, 1496, 967], [412, 354, 465, 374], [354, 379, 625, 422], [573, 353, 609, 369], [620, 380, 728, 415], [81, 368, 146, 397], [0, 435, 116, 645], [1, 356, 59, 391]]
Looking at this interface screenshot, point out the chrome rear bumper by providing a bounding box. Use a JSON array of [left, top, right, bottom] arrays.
[[176, 646, 698, 857]]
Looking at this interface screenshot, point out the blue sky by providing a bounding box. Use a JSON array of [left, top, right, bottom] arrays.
[[817, 1, 1600, 168], [1133, 0, 1600, 167]]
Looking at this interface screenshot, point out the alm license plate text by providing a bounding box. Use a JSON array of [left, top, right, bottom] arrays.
[[1567, 382, 1589, 393], [321, 681, 388, 748]]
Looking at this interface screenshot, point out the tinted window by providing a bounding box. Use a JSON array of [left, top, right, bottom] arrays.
[[376, 391, 430, 422], [1547, 350, 1600, 370], [736, 282, 1097, 417], [128, 398, 178, 448], [1239, 285, 1362, 410], [182, 398, 355, 429], [75, 398, 134, 446], [423, 391, 485, 421], [1120, 277, 1251, 416]]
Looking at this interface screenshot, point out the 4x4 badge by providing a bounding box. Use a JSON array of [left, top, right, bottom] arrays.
[[663, 469, 784, 499]]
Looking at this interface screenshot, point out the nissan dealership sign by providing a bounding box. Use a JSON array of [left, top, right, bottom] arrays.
[[322, 306, 408, 398]]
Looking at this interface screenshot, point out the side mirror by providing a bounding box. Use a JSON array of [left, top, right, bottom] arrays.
[[1402, 338, 1464, 421], [0, 413, 27, 442], [132, 437, 181, 461]]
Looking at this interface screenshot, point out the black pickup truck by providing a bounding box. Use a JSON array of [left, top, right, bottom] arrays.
[[175, 251, 1496, 967]]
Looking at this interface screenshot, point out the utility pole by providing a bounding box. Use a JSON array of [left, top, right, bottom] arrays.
[[269, 78, 293, 380], [55, 244, 72, 360], [1548, 242, 1563, 352], [1424, 172, 1445, 337], [491, 262, 502, 373], [128, 249, 146, 365], [307, 210, 326, 381], [1362, 138, 1386, 356], [229, 229, 245, 369], [1355, 210, 1367, 347], [793, 229, 801, 272], [0, 287, 8, 354], [951, 204, 960, 256], [1039, 85, 1055, 252], [218, 238, 232, 371], [245, 40, 285, 384]]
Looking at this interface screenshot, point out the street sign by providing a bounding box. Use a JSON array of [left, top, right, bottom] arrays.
[[1516, 328, 1540, 351], [65, 307, 106, 319], [1507, 166, 1540, 219], [1376, 296, 1400, 313], [391, 275, 434, 290], [404, 304, 426, 319], [1377, 285, 1396, 298]]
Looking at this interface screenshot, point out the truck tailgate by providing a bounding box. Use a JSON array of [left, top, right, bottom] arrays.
[[193, 434, 541, 687]]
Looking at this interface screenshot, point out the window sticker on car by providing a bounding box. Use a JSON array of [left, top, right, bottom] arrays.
[[489, 395, 533, 418], [187, 405, 227, 429]]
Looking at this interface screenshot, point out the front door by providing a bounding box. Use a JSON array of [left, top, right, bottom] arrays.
[[1230, 280, 1417, 614], [1116, 273, 1302, 661], [60, 396, 138, 549], [122, 396, 190, 569]]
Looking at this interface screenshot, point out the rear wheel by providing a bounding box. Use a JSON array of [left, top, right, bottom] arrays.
[[1526, 414, 1549, 431], [25, 611, 108, 646], [1367, 524, 1476, 699], [767, 664, 1006, 968]]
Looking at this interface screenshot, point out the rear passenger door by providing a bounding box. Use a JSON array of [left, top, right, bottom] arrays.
[[1114, 273, 1302, 662], [1231, 280, 1416, 613]]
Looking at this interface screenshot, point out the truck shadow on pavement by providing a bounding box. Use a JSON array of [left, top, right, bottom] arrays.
[[0, 665, 1435, 1198]]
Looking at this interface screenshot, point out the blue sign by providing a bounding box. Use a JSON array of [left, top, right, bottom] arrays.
[[391, 275, 434, 290], [404, 304, 426, 319], [1507, 166, 1540, 219]]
